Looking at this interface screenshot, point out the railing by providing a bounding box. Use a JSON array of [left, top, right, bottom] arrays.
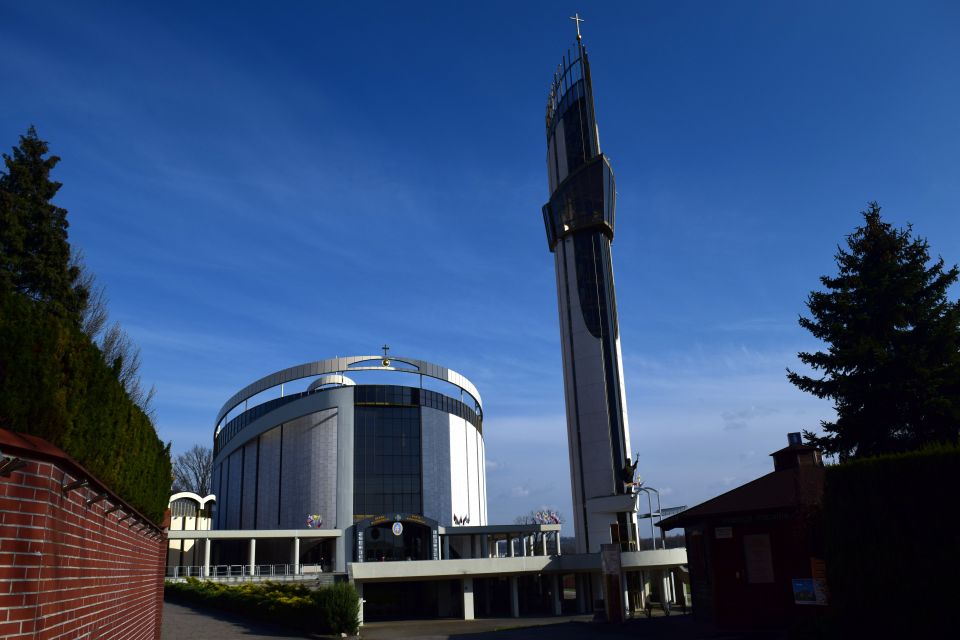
[[165, 563, 326, 581]]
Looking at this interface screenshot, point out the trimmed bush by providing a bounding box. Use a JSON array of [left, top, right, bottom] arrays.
[[822, 442, 960, 637], [165, 578, 360, 636], [0, 287, 171, 522]]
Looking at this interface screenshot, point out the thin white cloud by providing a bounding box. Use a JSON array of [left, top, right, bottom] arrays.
[[510, 486, 530, 498]]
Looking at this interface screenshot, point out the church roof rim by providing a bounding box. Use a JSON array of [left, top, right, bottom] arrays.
[[215, 355, 483, 426]]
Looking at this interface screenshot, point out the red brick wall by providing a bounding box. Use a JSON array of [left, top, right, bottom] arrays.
[[0, 433, 166, 640]]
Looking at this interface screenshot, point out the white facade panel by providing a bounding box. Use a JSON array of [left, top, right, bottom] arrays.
[[478, 436, 488, 525], [448, 413, 469, 523]]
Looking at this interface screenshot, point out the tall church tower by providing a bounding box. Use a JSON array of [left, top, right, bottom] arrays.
[[542, 30, 637, 554]]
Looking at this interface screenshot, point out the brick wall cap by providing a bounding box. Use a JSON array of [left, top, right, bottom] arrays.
[[0, 427, 165, 533]]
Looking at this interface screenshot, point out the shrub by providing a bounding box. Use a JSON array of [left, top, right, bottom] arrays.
[[165, 578, 360, 636]]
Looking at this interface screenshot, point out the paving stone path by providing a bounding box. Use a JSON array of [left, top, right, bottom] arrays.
[[163, 600, 784, 640], [162, 600, 312, 639]]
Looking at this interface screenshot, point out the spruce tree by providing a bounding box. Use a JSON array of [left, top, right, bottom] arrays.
[[788, 203, 960, 460], [0, 126, 86, 323]]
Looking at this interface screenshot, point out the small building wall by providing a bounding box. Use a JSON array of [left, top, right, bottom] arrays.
[[686, 514, 815, 628], [167, 493, 214, 571], [0, 430, 166, 640]]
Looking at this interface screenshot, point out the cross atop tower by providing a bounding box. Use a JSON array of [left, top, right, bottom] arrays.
[[570, 13, 584, 41], [381, 344, 390, 358]]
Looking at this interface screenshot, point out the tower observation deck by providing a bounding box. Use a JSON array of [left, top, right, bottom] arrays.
[[543, 35, 637, 556]]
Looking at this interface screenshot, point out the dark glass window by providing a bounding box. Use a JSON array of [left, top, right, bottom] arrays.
[[353, 405, 422, 518]]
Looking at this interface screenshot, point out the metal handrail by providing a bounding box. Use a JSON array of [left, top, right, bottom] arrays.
[[165, 563, 324, 580]]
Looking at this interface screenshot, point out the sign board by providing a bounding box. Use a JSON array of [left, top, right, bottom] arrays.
[[392, 521, 403, 536], [356, 528, 364, 563], [715, 526, 733, 539], [600, 544, 624, 624], [600, 543, 622, 576]]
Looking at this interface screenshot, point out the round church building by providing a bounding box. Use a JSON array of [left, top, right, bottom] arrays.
[[210, 355, 487, 571]]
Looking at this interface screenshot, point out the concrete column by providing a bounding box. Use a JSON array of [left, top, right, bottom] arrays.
[[576, 574, 590, 614], [556, 531, 562, 556], [248, 538, 256, 576], [662, 570, 672, 604], [542, 533, 548, 556], [510, 576, 520, 618], [508, 536, 514, 557], [621, 570, 630, 619], [356, 582, 364, 626], [522, 536, 527, 557], [552, 574, 562, 615], [292, 537, 300, 574], [203, 539, 211, 577], [462, 578, 475, 620]]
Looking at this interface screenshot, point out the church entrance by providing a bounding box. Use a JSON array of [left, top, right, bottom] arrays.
[[356, 515, 435, 562]]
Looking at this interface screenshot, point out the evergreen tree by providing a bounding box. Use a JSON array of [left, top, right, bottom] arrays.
[[0, 126, 86, 322], [788, 203, 960, 460], [0, 128, 170, 521]]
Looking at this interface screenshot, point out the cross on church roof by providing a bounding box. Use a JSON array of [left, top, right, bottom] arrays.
[[570, 13, 584, 41], [382, 344, 390, 358]]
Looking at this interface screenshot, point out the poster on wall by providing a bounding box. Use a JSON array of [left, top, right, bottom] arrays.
[[793, 579, 817, 604], [600, 543, 622, 576], [810, 557, 829, 605], [743, 534, 775, 583], [792, 577, 828, 605]]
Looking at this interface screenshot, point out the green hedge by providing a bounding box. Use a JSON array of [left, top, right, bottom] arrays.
[[822, 442, 960, 636], [0, 288, 171, 522], [165, 578, 360, 636]]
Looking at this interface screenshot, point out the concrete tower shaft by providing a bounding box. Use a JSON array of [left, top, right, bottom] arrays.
[[543, 39, 636, 554]]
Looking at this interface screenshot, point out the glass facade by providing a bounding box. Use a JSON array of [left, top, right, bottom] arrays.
[[353, 404, 422, 518], [352, 385, 483, 519], [354, 384, 482, 432], [542, 154, 615, 250]]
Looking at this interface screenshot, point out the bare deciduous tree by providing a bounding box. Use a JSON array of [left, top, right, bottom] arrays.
[[70, 250, 156, 419], [71, 250, 108, 340], [100, 321, 156, 420], [172, 445, 213, 496], [513, 509, 564, 554]]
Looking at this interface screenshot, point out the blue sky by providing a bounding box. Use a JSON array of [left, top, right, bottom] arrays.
[[3, 1, 959, 526]]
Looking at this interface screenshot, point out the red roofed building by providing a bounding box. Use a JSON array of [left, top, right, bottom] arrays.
[[659, 434, 827, 630]]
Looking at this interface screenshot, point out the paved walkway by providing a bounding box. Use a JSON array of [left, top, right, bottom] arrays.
[[163, 600, 785, 640], [162, 601, 312, 639], [360, 613, 786, 640]]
